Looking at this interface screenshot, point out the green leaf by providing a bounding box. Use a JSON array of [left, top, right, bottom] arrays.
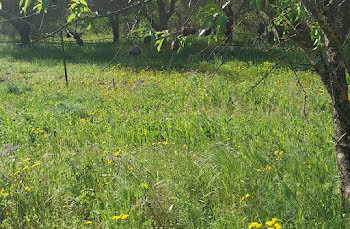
[[67, 13, 77, 23], [216, 15, 227, 37], [23, 0, 33, 14], [42, 0, 49, 11], [256, 0, 262, 10], [155, 38, 165, 52], [200, 16, 213, 30], [86, 23, 92, 30]]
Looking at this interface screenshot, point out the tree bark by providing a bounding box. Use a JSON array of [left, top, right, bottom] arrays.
[[109, 14, 120, 43]]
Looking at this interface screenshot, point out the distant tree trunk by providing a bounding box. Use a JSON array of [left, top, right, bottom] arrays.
[[223, 3, 234, 42], [109, 14, 120, 43], [0, 0, 31, 45], [144, 0, 176, 31], [156, 0, 170, 30], [16, 23, 31, 45]]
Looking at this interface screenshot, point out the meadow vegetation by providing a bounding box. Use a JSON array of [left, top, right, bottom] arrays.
[[0, 43, 343, 228]]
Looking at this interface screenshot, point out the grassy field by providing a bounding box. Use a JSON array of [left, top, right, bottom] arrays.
[[0, 43, 343, 228]]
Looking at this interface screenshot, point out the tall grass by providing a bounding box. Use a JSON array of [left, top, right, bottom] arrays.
[[0, 44, 342, 228]]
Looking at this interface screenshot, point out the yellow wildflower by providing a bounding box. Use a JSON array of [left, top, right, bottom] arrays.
[[112, 214, 129, 220], [274, 223, 282, 229], [23, 165, 29, 170], [22, 158, 31, 162], [241, 193, 250, 200], [114, 149, 121, 156], [24, 186, 33, 191], [31, 162, 41, 168], [248, 222, 262, 228], [85, 220, 92, 224], [265, 218, 282, 228]]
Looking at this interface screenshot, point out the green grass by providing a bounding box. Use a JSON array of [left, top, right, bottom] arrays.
[[0, 43, 343, 228]]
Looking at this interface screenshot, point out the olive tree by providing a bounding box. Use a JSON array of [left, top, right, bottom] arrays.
[[254, 0, 350, 204]]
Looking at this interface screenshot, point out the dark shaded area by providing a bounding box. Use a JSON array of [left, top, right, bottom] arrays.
[[0, 40, 311, 72]]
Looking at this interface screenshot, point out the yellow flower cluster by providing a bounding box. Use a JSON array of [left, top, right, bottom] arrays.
[[274, 151, 283, 161], [257, 165, 272, 172], [112, 213, 129, 220], [31, 128, 48, 137], [152, 141, 173, 146], [249, 218, 282, 229], [12, 161, 42, 176], [241, 193, 250, 201]]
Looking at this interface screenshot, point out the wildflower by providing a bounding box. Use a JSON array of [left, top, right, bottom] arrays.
[[274, 223, 282, 229], [265, 218, 282, 228], [107, 159, 112, 164], [85, 220, 92, 224], [24, 186, 33, 191], [114, 149, 121, 156], [274, 150, 283, 155], [248, 222, 262, 228], [112, 214, 129, 220], [241, 193, 250, 201], [162, 141, 168, 145], [23, 165, 29, 170], [22, 158, 31, 162], [0, 188, 8, 197], [31, 162, 41, 168]]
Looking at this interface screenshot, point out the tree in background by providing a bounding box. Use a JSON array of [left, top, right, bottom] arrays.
[[88, 0, 131, 43], [0, 0, 31, 44], [250, 0, 350, 207], [143, 0, 177, 30]]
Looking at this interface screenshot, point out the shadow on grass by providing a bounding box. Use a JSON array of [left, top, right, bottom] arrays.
[[0, 40, 308, 72]]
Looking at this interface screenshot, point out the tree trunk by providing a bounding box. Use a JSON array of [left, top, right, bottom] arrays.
[[0, 0, 31, 45], [156, 0, 170, 30], [314, 41, 350, 203], [17, 23, 31, 45], [109, 14, 120, 43]]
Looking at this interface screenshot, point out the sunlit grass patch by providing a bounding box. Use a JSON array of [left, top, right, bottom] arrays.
[[0, 44, 342, 228]]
